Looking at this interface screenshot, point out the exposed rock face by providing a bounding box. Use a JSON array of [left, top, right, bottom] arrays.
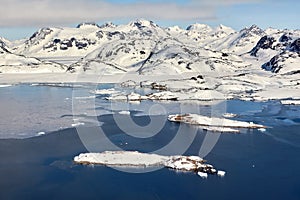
[[262, 54, 282, 73], [43, 37, 95, 51], [99, 22, 116, 29], [27, 28, 53, 46], [0, 40, 9, 53], [262, 51, 300, 74], [250, 36, 275, 56], [262, 38, 300, 74], [290, 38, 300, 52], [240, 25, 265, 38], [279, 34, 292, 43]]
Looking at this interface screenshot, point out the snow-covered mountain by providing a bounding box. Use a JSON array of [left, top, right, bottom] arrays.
[[262, 38, 300, 75], [0, 38, 66, 73], [1, 19, 299, 75]]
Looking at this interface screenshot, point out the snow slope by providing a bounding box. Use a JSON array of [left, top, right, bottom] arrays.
[[0, 46, 66, 73]]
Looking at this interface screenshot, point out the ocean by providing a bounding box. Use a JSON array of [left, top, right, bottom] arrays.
[[0, 84, 299, 200]]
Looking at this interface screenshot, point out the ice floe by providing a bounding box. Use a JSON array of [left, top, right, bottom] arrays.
[[222, 113, 238, 118], [168, 113, 266, 133], [0, 84, 12, 88], [281, 100, 300, 105], [71, 122, 85, 127], [217, 170, 226, 177], [107, 91, 178, 101], [118, 110, 131, 115], [36, 131, 45, 136], [91, 88, 119, 95], [198, 172, 208, 178], [74, 151, 224, 177], [74, 96, 95, 100]]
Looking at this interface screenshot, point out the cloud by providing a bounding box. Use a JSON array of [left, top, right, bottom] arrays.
[[0, 0, 262, 27]]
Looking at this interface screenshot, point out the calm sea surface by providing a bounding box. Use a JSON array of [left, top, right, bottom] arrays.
[[0, 84, 299, 200]]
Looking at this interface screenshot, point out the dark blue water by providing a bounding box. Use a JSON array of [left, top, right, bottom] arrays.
[[0, 85, 300, 199]]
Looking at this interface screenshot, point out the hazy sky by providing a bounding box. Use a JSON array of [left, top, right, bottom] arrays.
[[0, 0, 298, 40]]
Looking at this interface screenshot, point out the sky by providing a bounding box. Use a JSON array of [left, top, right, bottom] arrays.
[[0, 0, 299, 40]]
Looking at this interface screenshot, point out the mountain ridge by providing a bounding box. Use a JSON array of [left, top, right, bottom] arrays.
[[0, 19, 299, 75]]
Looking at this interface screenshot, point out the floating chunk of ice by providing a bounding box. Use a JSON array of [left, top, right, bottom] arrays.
[[36, 132, 45, 136], [71, 122, 85, 127], [258, 128, 267, 132], [217, 170, 226, 177], [222, 113, 238, 118], [118, 110, 130, 115], [91, 88, 119, 95], [198, 172, 208, 178]]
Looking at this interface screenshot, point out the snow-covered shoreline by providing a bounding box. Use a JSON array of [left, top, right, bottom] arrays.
[[1, 72, 299, 103], [0, 73, 194, 84], [74, 151, 226, 178]]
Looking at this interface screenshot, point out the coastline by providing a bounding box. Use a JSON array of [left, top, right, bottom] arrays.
[[0, 72, 196, 84]]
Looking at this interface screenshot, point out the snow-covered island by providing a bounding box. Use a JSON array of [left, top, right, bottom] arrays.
[[74, 151, 225, 178], [168, 114, 266, 133]]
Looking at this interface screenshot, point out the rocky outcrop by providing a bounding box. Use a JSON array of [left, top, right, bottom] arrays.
[[289, 38, 300, 52], [262, 54, 282, 73], [43, 37, 96, 51], [27, 28, 53, 46], [250, 36, 275, 56]]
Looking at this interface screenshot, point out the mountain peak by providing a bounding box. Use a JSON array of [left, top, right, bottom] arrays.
[[166, 26, 184, 32], [27, 27, 54, 45], [129, 19, 158, 29], [186, 23, 212, 31], [248, 24, 263, 32], [215, 24, 235, 34], [76, 22, 100, 29], [99, 22, 117, 29], [240, 24, 264, 36], [0, 42, 9, 53]]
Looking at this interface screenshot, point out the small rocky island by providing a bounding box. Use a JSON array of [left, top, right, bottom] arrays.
[[74, 151, 226, 178], [168, 113, 266, 133]]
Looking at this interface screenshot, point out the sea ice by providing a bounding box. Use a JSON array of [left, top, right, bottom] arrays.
[[198, 172, 208, 178], [118, 110, 131, 115], [217, 170, 226, 177]]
